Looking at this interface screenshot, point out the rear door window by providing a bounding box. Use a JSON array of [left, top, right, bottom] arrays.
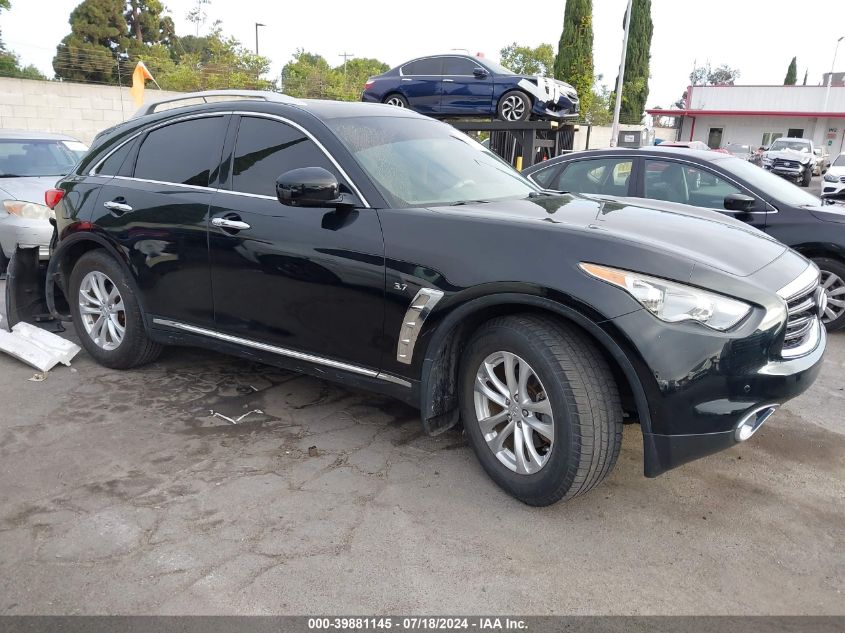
[[443, 57, 482, 75], [644, 159, 746, 208], [554, 158, 634, 195], [133, 116, 227, 187], [401, 58, 443, 76], [231, 116, 341, 198]]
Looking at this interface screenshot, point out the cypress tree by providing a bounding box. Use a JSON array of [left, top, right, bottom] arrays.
[[784, 57, 797, 85], [554, 0, 594, 117], [617, 0, 653, 124]]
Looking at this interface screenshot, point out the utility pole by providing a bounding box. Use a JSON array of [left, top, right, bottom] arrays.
[[610, 0, 634, 147], [339, 52, 355, 81], [823, 36, 844, 112], [255, 22, 265, 55]]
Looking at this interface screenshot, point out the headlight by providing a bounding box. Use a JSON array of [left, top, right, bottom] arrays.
[[580, 263, 752, 331], [761, 156, 772, 165], [2, 200, 54, 220], [824, 173, 838, 182]]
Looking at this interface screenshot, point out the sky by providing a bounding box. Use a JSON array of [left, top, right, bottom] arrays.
[[2, 0, 845, 109]]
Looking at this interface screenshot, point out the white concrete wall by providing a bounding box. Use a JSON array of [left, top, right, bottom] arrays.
[[688, 85, 845, 113], [678, 115, 845, 156], [571, 124, 676, 150], [0, 78, 184, 145]]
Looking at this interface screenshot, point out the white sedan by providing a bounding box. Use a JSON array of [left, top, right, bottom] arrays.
[[0, 130, 88, 272], [822, 152, 845, 199]]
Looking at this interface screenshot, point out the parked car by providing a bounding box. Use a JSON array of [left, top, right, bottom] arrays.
[[813, 146, 830, 176], [0, 130, 87, 272], [725, 142, 762, 166], [822, 152, 845, 199], [361, 54, 579, 122], [523, 146, 845, 330], [761, 137, 816, 186], [28, 91, 825, 506]]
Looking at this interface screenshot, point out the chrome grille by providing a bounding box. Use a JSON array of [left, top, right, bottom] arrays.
[[778, 266, 822, 358], [773, 158, 799, 169]]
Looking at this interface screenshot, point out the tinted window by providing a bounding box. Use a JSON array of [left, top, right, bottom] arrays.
[[134, 117, 226, 187], [529, 165, 560, 188], [96, 139, 135, 176], [644, 160, 744, 208], [443, 57, 481, 75], [232, 116, 339, 197], [401, 58, 443, 75], [555, 158, 633, 195]]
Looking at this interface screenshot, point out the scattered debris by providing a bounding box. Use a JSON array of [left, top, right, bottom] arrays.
[[28, 372, 46, 382], [236, 385, 257, 395], [308, 446, 319, 457], [208, 409, 264, 425], [0, 322, 81, 372]]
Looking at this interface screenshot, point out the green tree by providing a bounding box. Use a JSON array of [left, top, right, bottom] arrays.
[[281, 51, 389, 101], [125, 0, 175, 49], [500, 42, 555, 76], [784, 56, 797, 85], [615, 0, 653, 124], [52, 0, 127, 83], [335, 57, 388, 101], [554, 0, 594, 116]]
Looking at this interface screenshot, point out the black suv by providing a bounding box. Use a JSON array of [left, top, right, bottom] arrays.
[[523, 146, 845, 330], [34, 91, 826, 506]]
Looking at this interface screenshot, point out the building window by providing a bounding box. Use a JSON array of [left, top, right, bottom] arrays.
[[762, 132, 783, 147], [787, 128, 805, 138]]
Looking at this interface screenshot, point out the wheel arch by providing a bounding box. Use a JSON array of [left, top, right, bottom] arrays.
[[46, 231, 147, 322], [790, 242, 845, 265], [418, 293, 652, 440]]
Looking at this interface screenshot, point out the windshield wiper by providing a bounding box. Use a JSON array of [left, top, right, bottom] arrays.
[[451, 199, 491, 206], [0, 174, 23, 178]]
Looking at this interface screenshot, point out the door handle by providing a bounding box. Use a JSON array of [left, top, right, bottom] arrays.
[[103, 200, 132, 214], [401, 78, 412, 82], [211, 217, 251, 231], [443, 78, 454, 83]]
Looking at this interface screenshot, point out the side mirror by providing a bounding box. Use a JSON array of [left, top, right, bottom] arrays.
[[724, 193, 756, 213], [473, 67, 488, 79], [276, 167, 342, 208]]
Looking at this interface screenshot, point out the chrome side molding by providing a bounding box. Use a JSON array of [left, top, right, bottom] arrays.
[[396, 288, 445, 365], [151, 318, 410, 388]]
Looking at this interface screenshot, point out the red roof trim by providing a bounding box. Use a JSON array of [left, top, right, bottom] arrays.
[[647, 109, 845, 118]]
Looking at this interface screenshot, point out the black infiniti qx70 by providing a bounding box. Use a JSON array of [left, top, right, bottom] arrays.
[[23, 91, 826, 506]]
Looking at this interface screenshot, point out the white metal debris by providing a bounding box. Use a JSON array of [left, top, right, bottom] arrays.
[[208, 409, 264, 425], [0, 322, 81, 372]]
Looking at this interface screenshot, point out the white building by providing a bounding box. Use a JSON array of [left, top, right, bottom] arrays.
[[647, 85, 845, 155]]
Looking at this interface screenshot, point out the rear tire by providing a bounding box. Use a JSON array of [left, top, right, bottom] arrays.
[[69, 250, 163, 369], [459, 314, 623, 506], [383, 93, 409, 109], [0, 248, 8, 275], [814, 257, 845, 331]]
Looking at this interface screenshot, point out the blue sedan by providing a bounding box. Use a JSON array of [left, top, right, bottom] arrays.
[[362, 54, 579, 122]]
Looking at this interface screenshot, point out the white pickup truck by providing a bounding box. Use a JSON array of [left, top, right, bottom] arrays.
[[761, 137, 817, 186]]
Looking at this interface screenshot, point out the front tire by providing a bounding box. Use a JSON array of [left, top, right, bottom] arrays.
[[814, 258, 845, 331], [497, 91, 531, 122], [459, 314, 623, 506], [69, 250, 163, 369]]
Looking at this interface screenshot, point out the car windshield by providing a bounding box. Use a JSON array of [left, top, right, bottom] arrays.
[[714, 156, 821, 206], [0, 139, 86, 177], [327, 116, 537, 207], [480, 59, 516, 76], [770, 139, 810, 152], [833, 155, 845, 167]]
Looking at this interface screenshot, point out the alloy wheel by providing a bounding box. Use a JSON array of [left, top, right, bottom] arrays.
[[821, 270, 845, 324], [385, 96, 406, 108], [78, 271, 126, 351], [473, 351, 554, 475], [500, 95, 526, 121]]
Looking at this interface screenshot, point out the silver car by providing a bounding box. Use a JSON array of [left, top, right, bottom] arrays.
[[0, 130, 88, 272]]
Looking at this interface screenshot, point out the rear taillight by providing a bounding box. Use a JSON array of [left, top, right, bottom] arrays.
[[364, 79, 375, 90], [45, 188, 64, 210]]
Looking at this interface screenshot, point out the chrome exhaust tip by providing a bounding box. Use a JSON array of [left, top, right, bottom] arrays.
[[735, 404, 779, 442]]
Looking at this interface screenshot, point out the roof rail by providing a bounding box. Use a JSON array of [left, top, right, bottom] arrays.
[[131, 90, 301, 118]]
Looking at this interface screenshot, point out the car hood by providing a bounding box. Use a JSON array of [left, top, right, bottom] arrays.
[[764, 149, 813, 164], [0, 176, 61, 204], [437, 194, 786, 278], [809, 203, 845, 224]]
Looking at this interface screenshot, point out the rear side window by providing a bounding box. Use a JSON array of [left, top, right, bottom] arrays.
[[231, 116, 340, 197], [554, 158, 633, 195], [133, 117, 227, 187], [529, 165, 560, 188], [96, 139, 136, 177], [401, 58, 443, 76]]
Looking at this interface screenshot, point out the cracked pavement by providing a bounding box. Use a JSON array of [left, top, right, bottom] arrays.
[[0, 280, 843, 615]]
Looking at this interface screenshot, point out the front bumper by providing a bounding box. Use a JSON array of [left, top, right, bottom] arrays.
[[0, 214, 51, 260], [765, 165, 807, 180], [608, 303, 825, 477], [821, 179, 845, 198]]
